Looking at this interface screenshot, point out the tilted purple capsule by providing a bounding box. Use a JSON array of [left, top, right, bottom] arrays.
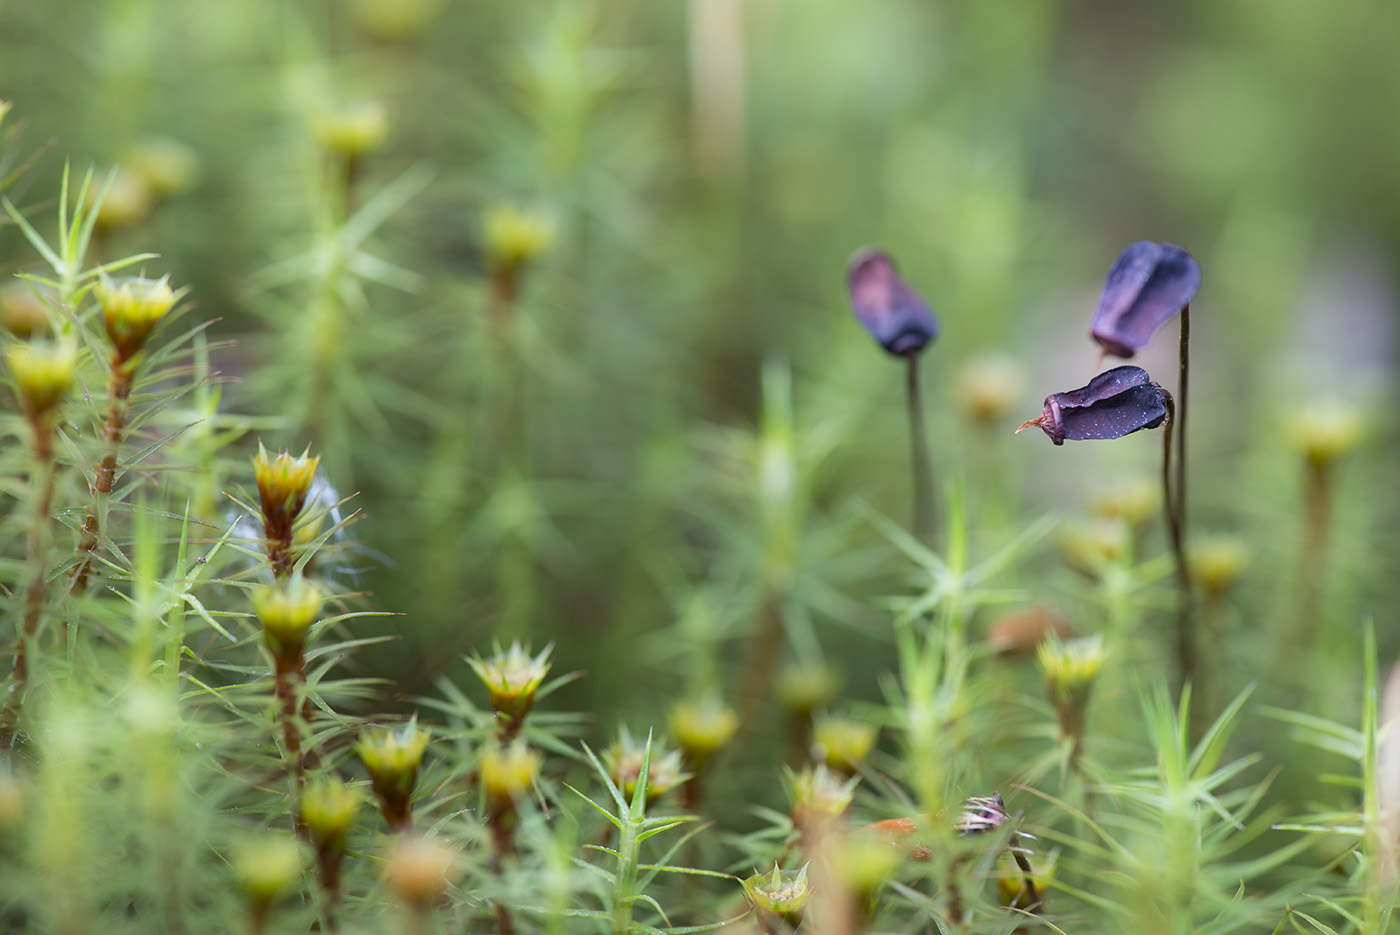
[[1016, 365, 1168, 446], [1090, 241, 1201, 358], [847, 248, 939, 357]]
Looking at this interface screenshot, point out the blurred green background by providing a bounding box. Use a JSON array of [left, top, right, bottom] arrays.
[[2, 0, 1397, 721]]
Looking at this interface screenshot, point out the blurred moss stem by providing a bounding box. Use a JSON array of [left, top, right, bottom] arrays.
[[1291, 454, 1334, 657], [1, 427, 58, 742], [687, 0, 746, 181], [906, 352, 937, 547]]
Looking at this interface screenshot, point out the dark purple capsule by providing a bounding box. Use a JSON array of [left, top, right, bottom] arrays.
[[1090, 241, 1201, 358], [1016, 366, 1168, 446], [847, 248, 939, 357]]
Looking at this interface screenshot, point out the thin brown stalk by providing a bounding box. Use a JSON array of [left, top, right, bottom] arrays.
[[1, 422, 58, 742], [74, 354, 136, 589]]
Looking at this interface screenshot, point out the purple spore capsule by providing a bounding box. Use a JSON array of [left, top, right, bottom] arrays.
[[1090, 241, 1201, 358], [847, 248, 939, 356], [1016, 366, 1168, 446]]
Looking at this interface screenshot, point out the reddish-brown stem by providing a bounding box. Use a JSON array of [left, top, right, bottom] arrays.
[[1, 421, 58, 742], [274, 657, 306, 796], [75, 354, 136, 589], [739, 591, 784, 731]]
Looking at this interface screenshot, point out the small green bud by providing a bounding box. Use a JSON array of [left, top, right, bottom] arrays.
[[789, 764, 856, 832], [479, 739, 542, 811], [1088, 476, 1161, 529], [669, 694, 739, 768], [483, 203, 556, 276], [87, 167, 154, 229], [383, 836, 459, 911], [94, 274, 182, 360], [1037, 635, 1108, 743], [251, 575, 324, 665], [301, 780, 362, 856], [348, 0, 443, 41], [954, 354, 1024, 427], [776, 660, 840, 717], [0, 282, 50, 338], [122, 137, 199, 197], [312, 100, 389, 159], [233, 835, 304, 909], [741, 864, 810, 930], [358, 722, 430, 831], [603, 729, 688, 801], [5, 338, 77, 422], [839, 828, 904, 902], [252, 443, 320, 535], [467, 641, 552, 730], [1058, 517, 1130, 577], [1189, 535, 1250, 602], [811, 716, 876, 776], [1290, 402, 1362, 469]]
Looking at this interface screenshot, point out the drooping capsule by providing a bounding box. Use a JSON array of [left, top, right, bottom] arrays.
[[1090, 241, 1201, 358], [846, 248, 939, 356], [1016, 365, 1169, 446]]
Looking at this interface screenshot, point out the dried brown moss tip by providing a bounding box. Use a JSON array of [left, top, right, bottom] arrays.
[[357, 721, 431, 832]]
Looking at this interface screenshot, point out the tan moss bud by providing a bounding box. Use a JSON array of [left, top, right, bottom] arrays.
[[383, 836, 459, 910]]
